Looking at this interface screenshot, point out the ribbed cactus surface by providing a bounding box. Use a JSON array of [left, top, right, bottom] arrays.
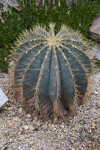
[[13, 24, 92, 119]]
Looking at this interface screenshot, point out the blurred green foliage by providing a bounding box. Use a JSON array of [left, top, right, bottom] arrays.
[[0, 0, 100, 72]]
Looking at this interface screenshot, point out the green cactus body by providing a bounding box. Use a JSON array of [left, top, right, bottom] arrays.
[[13, 24, 92, 119]]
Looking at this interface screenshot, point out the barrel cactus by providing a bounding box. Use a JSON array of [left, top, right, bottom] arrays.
[[12, 23, 92, 119]]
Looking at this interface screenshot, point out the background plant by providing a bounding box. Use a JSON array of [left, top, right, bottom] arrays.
[[0, 0, 100, 72]]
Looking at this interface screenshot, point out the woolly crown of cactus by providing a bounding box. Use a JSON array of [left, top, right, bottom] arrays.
[[12, 23, 92, 119]]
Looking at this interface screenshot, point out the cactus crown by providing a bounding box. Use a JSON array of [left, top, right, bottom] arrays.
[[12, 23, 92, 119]]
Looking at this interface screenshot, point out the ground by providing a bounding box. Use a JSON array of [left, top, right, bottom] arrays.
[[0, 73, 100, 150]]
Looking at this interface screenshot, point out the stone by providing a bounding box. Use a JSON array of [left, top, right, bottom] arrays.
[[36, 122, 41, 127], [93, 113, 99, 119], [75, 141, 80, 146], [26, 114, 31, 118], [13, 5, 22, 11], [19, 107, 22, 113], [89, 15, 100, 40], [33, 128, 38, 131], [94, 91, 98, 95], [61, 124, 65, 128], [9, 138, 13, 143], [80, 133, 85, 142], [72, 148, 75, 150], [0, 0, 22, 13], [11, 144, 16, 149], [0, 74, 6, 78], [86, 135, 94, 142], [24, 125, 29, 130], [67, 122, 74, 128], [13, 117, 19, 121], [97, 138, 100, 144], [5, 112, 10, 116], [90, 43, 100, 60], [67, 137, 72, 143], [41, 128, 48, 133], [22, 144, 26, 150], [5, 130, 10, 136], [29, 126, 35, 131], [19, 122, 23, 127]]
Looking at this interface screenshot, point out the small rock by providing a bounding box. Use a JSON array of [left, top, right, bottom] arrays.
[[80, 133, 85, 142], [11, 144, 16, 149], [89, 15, 100, 40], [13, 5, 22, 11], [0, 74, 6, 78], [97, 138, 100, 144], [29, 126, 34, 131], [18, 146, 21, 150], [19, 122, 23, 126], [90, 43, 100, 60], [33, 128, 38, 131], [51, 124, 55, 128], [95, 103, 100, 109], [19, 108, 22, 113], [5, 130, 10, 136], [9, 138, 13, 143], [22, 144, 26, 150], [93, 113, 99, 119], [30, 141, 34, 145], [86, 135, 94, 142], [72, 148, 75, 150], [94, 91, 98, 95], [13, 117, 19, 121], [26, 114, 31, 118], [89, 104, 94, 108], [52, 128, 56, 131], [67, 122, 74, 128], [41, 128, 48, 133], [2, 146, 8, 150], [5, 112, 10, 116], [61, 124, 64, 128], [75, 141, 80, 146], [36, 122, 41, 127], [68, 137, 72, 143], [54, 117, 58, 123], [24, 125, 29, 130]]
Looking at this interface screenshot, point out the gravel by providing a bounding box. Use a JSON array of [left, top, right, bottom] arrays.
[[0, 73, 100, 150]]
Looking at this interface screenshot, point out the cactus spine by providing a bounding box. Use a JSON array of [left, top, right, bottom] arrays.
[[12, 23, 92, 119]]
